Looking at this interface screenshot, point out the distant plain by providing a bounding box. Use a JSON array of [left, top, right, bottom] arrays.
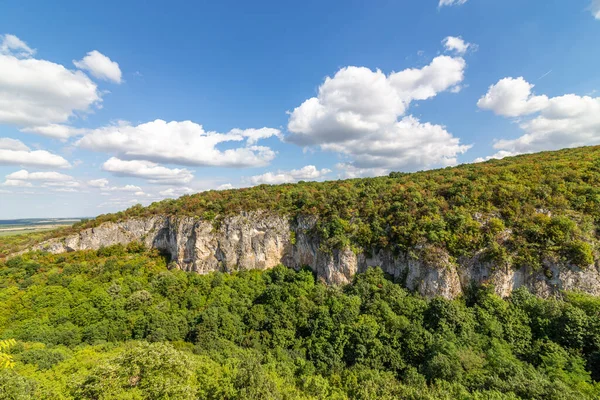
[[0, 219, 80, 237]]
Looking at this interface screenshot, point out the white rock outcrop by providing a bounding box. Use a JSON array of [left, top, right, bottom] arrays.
[[26, 211, 600, 299]]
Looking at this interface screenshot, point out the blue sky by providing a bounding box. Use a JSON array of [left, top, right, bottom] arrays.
[[0, 0, 599, 218]]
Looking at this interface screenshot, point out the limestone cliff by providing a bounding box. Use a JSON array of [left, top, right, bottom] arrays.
[[27, 211, 600, 299]]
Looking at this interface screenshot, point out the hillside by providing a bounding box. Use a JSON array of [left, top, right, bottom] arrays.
[[2, 146, 600, 398], [11, 146, 600, 299], [88, 146, 600, 267]]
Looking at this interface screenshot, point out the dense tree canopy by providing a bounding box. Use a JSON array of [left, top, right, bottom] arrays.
[[1, 147, 600, 398], [1, 247, 600, 399]]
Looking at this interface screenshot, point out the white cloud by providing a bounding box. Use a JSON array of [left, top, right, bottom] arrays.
[[52, 187, 78, 193], [477, 77, 548, 117], [0, 34, 35, 57], [73, 50, 122, 84], [92, 183, 142, 193], [473, 150, 519, 163], [249, 165, 331, 185], [102, 157, 194, 185], [216, 183, 234, 190], [88, 178, 109, 188], [2, 169, 79, 188], [286, 53, 471, 171], [439, 0, 468, 7], [591, 0, 600, 19], [6, 170, 74, 182], [87, 178, 153, 196], [333, 116, 470, 170], [77, 119, 280, 168], [389, 56, 467, 103], [21, 124, 87, 140], [43, 181, 80, 188], [2, 179, 32, 187], [98, 198, 143, 209], [158, 187, 195, 198], [478, 77, 600, 154], [0, 34, 101, 131], [232, 127, 282, 145], [288, 56, 466, 145], [0, 138, 71, 168], [442, 36, 474, 55], [107, 184, 142, 192], [336, 163, 390, 179], [0, 138, 29, 151]]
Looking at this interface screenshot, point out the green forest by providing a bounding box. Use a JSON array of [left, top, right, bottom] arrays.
[[2, 147, 600, 399], [2, 246, 600, 399]]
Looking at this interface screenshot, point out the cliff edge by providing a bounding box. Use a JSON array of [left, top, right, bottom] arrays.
[[27, 210, 600, 299]]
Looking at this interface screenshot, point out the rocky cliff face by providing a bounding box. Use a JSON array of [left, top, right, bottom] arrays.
[[27, 211, 600, 299]]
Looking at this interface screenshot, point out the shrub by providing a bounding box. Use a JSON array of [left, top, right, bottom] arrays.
[[564, 241, 594, 268], [126, 241, 147, 254], [18, 348, 68, 370]]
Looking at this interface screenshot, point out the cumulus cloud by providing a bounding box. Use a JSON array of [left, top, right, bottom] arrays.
[[478, 77, 600, 155], [442, 36, 474, 55], [6, 170, 74, 182], [477, 77, 548, 117], [106, 184, 142, 192], [88, 178, 109, 188], [77, 119, 280, 168], [216, 183, 234, 190], [286, 53, 471, 171], [287, 56, 466, 146], [0, 34, 101, 134], [473, 150, 519, 163], [102, 157, 194, 185], [86, 177, 142, 193], [42, 181, 81, 188], [249, 165, 331, 185], [591, 0, 600, 19], [0, 138, 29, 151], [21, 124, 88, 140], [158, 187, 195, 198], [2, 169, 78, 188], [439, 0, 468, 7], [73, 50, 122, 84], [2, 179, 32, 187], [328, 116, 469, 169], [0, 34, 35, 57], [0, 138, 70, 168], [336, 164, 390, 179], [232, 127, 282, 145]]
